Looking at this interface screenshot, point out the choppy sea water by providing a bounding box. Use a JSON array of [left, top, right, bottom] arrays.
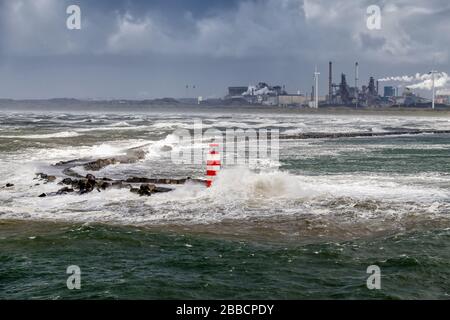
[[0, 106, 450, 299]]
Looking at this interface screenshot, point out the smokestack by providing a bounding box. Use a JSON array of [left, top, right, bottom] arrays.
[[329, 61, 332, 103]]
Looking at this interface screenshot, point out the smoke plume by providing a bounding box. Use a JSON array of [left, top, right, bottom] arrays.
[[378, 72, 449, 90]]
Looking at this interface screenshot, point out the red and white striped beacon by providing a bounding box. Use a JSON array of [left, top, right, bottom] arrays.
[[205, 143, 221, 187]]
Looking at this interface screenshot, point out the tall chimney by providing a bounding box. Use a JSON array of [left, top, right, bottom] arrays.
[[329, 61, 332, 103]]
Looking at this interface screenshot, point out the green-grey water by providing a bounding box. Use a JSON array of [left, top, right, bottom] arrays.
[[1, 221, 450, 299], [1, 107, 449, 299]]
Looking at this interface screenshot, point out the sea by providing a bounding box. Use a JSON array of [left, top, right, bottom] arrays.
[[0, 105, 449, 299]]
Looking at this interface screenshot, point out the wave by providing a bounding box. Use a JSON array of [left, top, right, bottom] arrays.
[[22, 140, 148, 163], [1, 112, 450, 229], [195, 168, 448, 203], [144, 134, 181, 159], [76, 125, 149, 132], [107, 121, 132, 127], [0, 131, 80, 139], [0, 167, 449, 226]]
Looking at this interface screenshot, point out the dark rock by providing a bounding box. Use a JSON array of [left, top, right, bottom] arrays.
[[111, 181, 123, 188], [5, 183, 14, 187], [36, 173, 47, 179], [77, 180, 86, 189], [86, 182, 95, 191], [84, 158, 118, 171], [85, 174, 96, 192], [99, 182, 111, 190], [38, 193, 47, 197], [62, 167, 83, 179], [76, 180, 91, 194], [138, 184, 156, 196], [130, 187, 140, 194], [61, 178, 73, 185], [56, 187, 74, 195], [46, 175, 57, 182], [153, 186, 173, 193], [126, 177, 153, 183], [36, 173, 56, 182], [84, 185, 94, 193]]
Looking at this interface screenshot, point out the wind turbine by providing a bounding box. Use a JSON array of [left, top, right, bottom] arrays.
[[314, 66, 320, 108], [355, 62, 359, 108], [429, 70, 438, 110]]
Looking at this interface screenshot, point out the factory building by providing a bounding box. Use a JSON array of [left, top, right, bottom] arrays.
[[401, 88, 429, 106], [326, 61, 382, 107], [228, 87, 248, 97], [384, 86, 396, 97], [435, 91, 450, 105], [278, 94, 309, 107], [225, 82, 287, 104], [219, 62, 448, 109], [436, 96, 450, 105]]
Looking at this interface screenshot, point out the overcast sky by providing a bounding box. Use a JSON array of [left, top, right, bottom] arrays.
[[0, 0, 449, 99]]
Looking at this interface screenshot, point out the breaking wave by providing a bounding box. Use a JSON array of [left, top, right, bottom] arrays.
[[2, 166, 447, 227], [1, 111, 450, 237], [0, 131, 80, 139]]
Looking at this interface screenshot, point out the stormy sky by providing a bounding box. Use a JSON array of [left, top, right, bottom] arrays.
[[0, 0, 449, 99]]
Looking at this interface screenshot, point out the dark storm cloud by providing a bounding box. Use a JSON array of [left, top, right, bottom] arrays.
[[0, 0, 449, 98]]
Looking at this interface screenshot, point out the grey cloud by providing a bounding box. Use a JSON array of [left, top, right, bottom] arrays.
[[358, 33, 386, 50], [0, 0, 449, 98], [2, 0, 449, 62]]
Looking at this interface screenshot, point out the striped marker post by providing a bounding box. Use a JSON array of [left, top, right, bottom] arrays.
[[206, 143, 221, 187]]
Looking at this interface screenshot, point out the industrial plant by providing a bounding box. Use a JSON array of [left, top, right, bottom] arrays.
[[200, 61, 450, 109]]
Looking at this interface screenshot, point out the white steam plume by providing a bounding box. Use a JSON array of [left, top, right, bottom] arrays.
[[378, 75, 414, 82], [437, 88, 450, 95], [378, 72, 449, 90], [407, 72, 449, 90]]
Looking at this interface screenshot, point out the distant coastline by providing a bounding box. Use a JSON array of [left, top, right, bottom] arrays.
[[1, 98, 450, 116]]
